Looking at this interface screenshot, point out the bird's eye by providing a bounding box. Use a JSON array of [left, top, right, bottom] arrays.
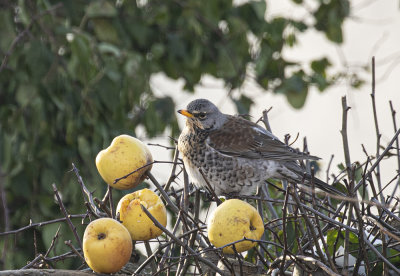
[[198, 113, 207, 120]]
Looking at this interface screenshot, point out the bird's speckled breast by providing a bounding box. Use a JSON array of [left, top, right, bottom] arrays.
[[178, 126, 278, 196]]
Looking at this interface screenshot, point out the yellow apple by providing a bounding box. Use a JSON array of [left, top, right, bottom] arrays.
[[83, 218, 132, 274], [96, 134, 153, 190], [208, 199, 264, 254], [116, 188, 167, 241]]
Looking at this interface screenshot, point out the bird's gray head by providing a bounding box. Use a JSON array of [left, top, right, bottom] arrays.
[[178, 99, 226, 131]]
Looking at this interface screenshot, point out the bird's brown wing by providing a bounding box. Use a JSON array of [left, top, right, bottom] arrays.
[[207, 115, 319, 161]]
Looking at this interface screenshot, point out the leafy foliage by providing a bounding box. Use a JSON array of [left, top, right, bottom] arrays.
[[0, 0, 358, 269]]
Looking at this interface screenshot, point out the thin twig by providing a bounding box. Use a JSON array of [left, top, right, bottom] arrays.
[[147, 143, 176, 150], [146, 171, 180, 214], [256, 186, 266, 262], [144, 241, 157, 274], [108, 186, 114, 219], [280, 188, 290, 274], [72, 163, 104, 217], [260, 107, 273, 132], [370, 56, 385, 204], [326, 154, 335, 183], [0, 214, 86, 236], [64, 240, 85, 263], [21, 254, 46, 269], [341, 96, 352, 179], [44, 225, 61, 259], [113, 160, 181, 184], [164, 146, 180, 192], [52, 184, 82, 247], [389, 101, 400, 204]]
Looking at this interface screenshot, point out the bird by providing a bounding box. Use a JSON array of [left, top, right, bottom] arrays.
[[177, 98, 342, 197]]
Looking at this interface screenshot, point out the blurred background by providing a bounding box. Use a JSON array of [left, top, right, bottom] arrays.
[[0, 0, 399, 270]]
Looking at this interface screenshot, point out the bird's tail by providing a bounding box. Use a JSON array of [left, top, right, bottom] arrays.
[[279, 161, 345, 197], [303, 174, 345, 197]]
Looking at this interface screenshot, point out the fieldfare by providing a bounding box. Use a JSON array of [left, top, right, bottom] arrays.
[[177, 99, 341, 197]]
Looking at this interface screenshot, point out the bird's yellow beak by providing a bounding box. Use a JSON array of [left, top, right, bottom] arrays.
[[177, 109, 194, 118]]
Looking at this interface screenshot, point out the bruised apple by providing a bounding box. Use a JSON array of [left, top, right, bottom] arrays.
[[116, 188, 167, 241]]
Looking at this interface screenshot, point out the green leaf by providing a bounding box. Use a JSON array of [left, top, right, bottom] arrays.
[[186, 16, 203, 36], [286, 221, 297, 252], [78, 135, 92, 163], [154, 96, 176, 125], [124, 53, 144, 76], [370, 263, 383, 276], [244, 247, 257, 262], [285, 33, 296, 47], [167, 33, 187, 59], [327, 229, 342, 256], [16, 84, 37, 107], [255, 45, 271, 73], [332, 182, 348, 195], [67, 32, 97, 83], [25, 40, 54, 81], [354, 163, 363, 183], [389, 248, 400, 264], [311, 73, 330, 91], [149, 4, 170, 27], [127, 22, 151, 48], [278, 74, 308, 109], [216, 46, 237, 79], [313, 0, 350, 43], [277, 221, 297, 253], [185, 44, 202, 69], [311, 58, 331, 74], [350, 73, 365, 88], [326, 229, 360, 257], [91, 19, 120, 44], [290, 20, 307, 32], [98, 42, 121, 57], [250, 0, 266, 20], [233, 95, 254, 114], [86, 0, 117, 18], [326, 23, 343, 43], [150, 43, 165, 60]]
